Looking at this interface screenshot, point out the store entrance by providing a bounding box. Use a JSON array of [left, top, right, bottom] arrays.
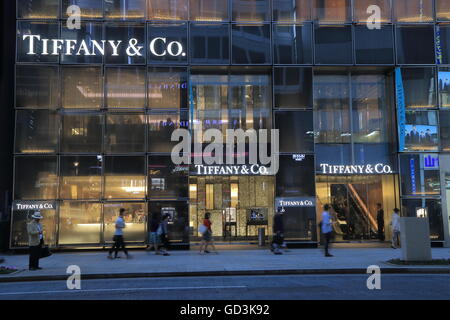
[[189, 176, 275, 243], [316, 175, 399, 242]]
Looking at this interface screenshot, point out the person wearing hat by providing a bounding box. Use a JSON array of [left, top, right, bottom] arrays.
[[27, 212, 44, 270]]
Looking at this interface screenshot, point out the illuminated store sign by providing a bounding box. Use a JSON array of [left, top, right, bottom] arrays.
[[22, 35, 185, 57], [192, 164, 271, 176], [13, 201, 56, 211], [319, 163, 393, 175], [276, 197, 315, 208]]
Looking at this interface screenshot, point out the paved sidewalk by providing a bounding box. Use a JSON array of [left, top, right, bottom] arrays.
[[0, 247, 449, 282]]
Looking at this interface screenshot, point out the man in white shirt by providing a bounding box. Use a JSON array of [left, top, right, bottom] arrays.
[[321, 204, 334, 257], [391, 208, 401, 249], [108, 208, 131, 259]]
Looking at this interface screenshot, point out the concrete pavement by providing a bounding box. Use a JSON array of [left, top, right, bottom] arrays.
[[0, 247, 449, 282]]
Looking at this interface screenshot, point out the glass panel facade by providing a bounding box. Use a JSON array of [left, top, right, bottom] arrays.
[[354, 25, 394, 65], [437, 0, 450, 21], [62, 67, 103, 109], [273, 0, 312, 22], [403, 111, 439, 151], [148, 67, 188, 109], [105, 66, 146, 109], [273, 23, 313, 65], [104, 156, 146, 199], [147, 23, 188, 64], [190, 24, 229, 64], [394, 0, 434, 22], [314, 0, 351, 23], [60, 22, 103, 64], [232, 0, 270, 22], [398, 67, 436, 109], [314, 25, 352, 65], [17, 21, 59, 63], [232, 24, 271, 64], [104, 203, 146, 242], [275, 111, 314, 153], [400, 154, 441, 196], [439, 67, 450, 108], [353, 0, 391, 23], [274, 67, 313, 108], [59, 202, 102, 244], [105, 113, 146, 153], [396, 25, 435, 65], [402, 199, 444, 241], [148, 112, 188, 153], [104, 0, 146, 19], [148, 155, 188, 199], [190, 0, 228, 22], [105, 23, 146, 64], [61, 113, 103, 153], [147, 0, 188, 20], [60, 156, 102, 199], [440, 111, 450, 151], [62, 0, 103, 19], [18, 0, 59, 19]]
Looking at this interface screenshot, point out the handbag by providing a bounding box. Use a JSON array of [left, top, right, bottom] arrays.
[[40, 245, 52, 259], [198, 224, 207, 235]]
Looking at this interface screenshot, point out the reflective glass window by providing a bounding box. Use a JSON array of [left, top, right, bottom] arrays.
[[437, 24, 450, 65], [148, 67, 188, 109], [400, 154, 441, 196], [275, 111, 314, 153], [440, 111, 450, 151], [273, 23, 313, 65], [355, 24, 394, 65], [147, 0, 188, 20], [105, 66, 146, 109], [148, 201, 189, 242], [232, 0, 270, 22], [104, 203, 146, 242], [276, 155, 315, 197], [190, 0, 229, 22], [62, 0, 103, 18], [353, 0, 391, 23], [402, 199, 444, 241], [62, 67, 103, 109], [148, 112, 188, 153], [104, 156, 146, 199], [60, 22, 103, 64], [396, 25, 435, 64], [147, 23, 188, 64], [314, 0, 351, 23], [394, 0, 434, 22], [17, 21, 59, 63], [59, 202, 102, 244], [190, 24, 229, 64], [274, 67, 313, 108], [398, 67, 436, 109], [104, 0, 146, 19], [61, 113, 103, 153], [105, 23, 146, 64], [315, 144, 352, 169], [105, 114, 146, 153], [314, 25, 352, 64], [232, 24, 271, 64], [148, 156, 188, 199], [273, 0, 312, 22], [60, 156, 102, 199], [15, 110, 58, 154], [439, 67, 450, 108], [15, 65, 59, 109], [18, 0, 59, 19], [14, 156, 58, 200], [403, 111, 439, 151], [437, 0, 450, 21]]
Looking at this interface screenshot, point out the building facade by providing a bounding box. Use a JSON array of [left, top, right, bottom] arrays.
[[10, 0, 450, 249]]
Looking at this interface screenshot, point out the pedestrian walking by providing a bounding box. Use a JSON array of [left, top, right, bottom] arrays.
[[376, 203, 385, 241], [158, 213, 171, 256], [199, 212, 218, 254], [321, 204, 334, 257], [108, 208, 132, 259], [147, 211, 163, 255], [27, 212, 44, 270], [271, 208, 284, 255], [391, 208, 401, 249]]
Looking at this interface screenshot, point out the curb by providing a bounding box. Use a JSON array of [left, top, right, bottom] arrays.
[[1, 267, 450, 283]]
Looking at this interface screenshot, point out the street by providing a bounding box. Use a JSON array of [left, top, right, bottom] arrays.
[[0, 274, 449, 300]]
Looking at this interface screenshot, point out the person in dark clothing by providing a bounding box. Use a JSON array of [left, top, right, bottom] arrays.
[[376, 203, 385, 242], [147, 212, 162, 254], [271, 208, 284, 255]]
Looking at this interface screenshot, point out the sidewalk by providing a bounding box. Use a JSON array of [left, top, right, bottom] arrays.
[[1, 247, 450, 282]]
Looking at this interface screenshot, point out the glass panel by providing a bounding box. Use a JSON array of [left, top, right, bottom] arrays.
[[273, 23, 313, 64], [147, 0, 188, 20], [206, 184, 214, 209], [190, 24, 229, 64], [440, 111, 450, 151], [148, 155, 188, 199], [314, 0, 351, 23], [315, 144, 351, 168], [105, 23, 146, 64], [11, 209, 56, 247], [148, 112, 188, 152], [62, 67, 103, 109], [148, 201, 189, 242], [60, 156, 102, 199], [16, 65, 59, 109], [14, 156, 58, 200], [62, 0, 103, 18], [104, 203, 146, 242], [148, 67, 188, 109], [399, 67, 436, 109], [232, 24, 271, 64], [15, 110, 58, 154], [276, 155, 315, 197], [104, 0, 146, 19], [439, 67, 450, 107], [105, 113, 146, 153], [232, 0, 270, 22], [104, 156, 146, 199], [355, 25, 394, 65], [147, 23, 188, 64], [17, 21, 59, 63], [59, 202, 102, 244], [60, 22, 103, 64], [400, 154, 440, 196], [353, 0, 391, 23], [105, 66, 146, 109], [273, 0, 312, 22], [274, 67, 313, 108], [396, 25, 435, 64], [275, 111, 314, 153], [438, 25, 450, 65], [394, 0, 434, 22], [18, 0, 59, 19], [190, 0, 228, 22], [402, 199, 444, 241], [437, 0, 450, 21], [403, 111, 439, 151], [61, 113, 103, 153], [314, 25, 352, 64]]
